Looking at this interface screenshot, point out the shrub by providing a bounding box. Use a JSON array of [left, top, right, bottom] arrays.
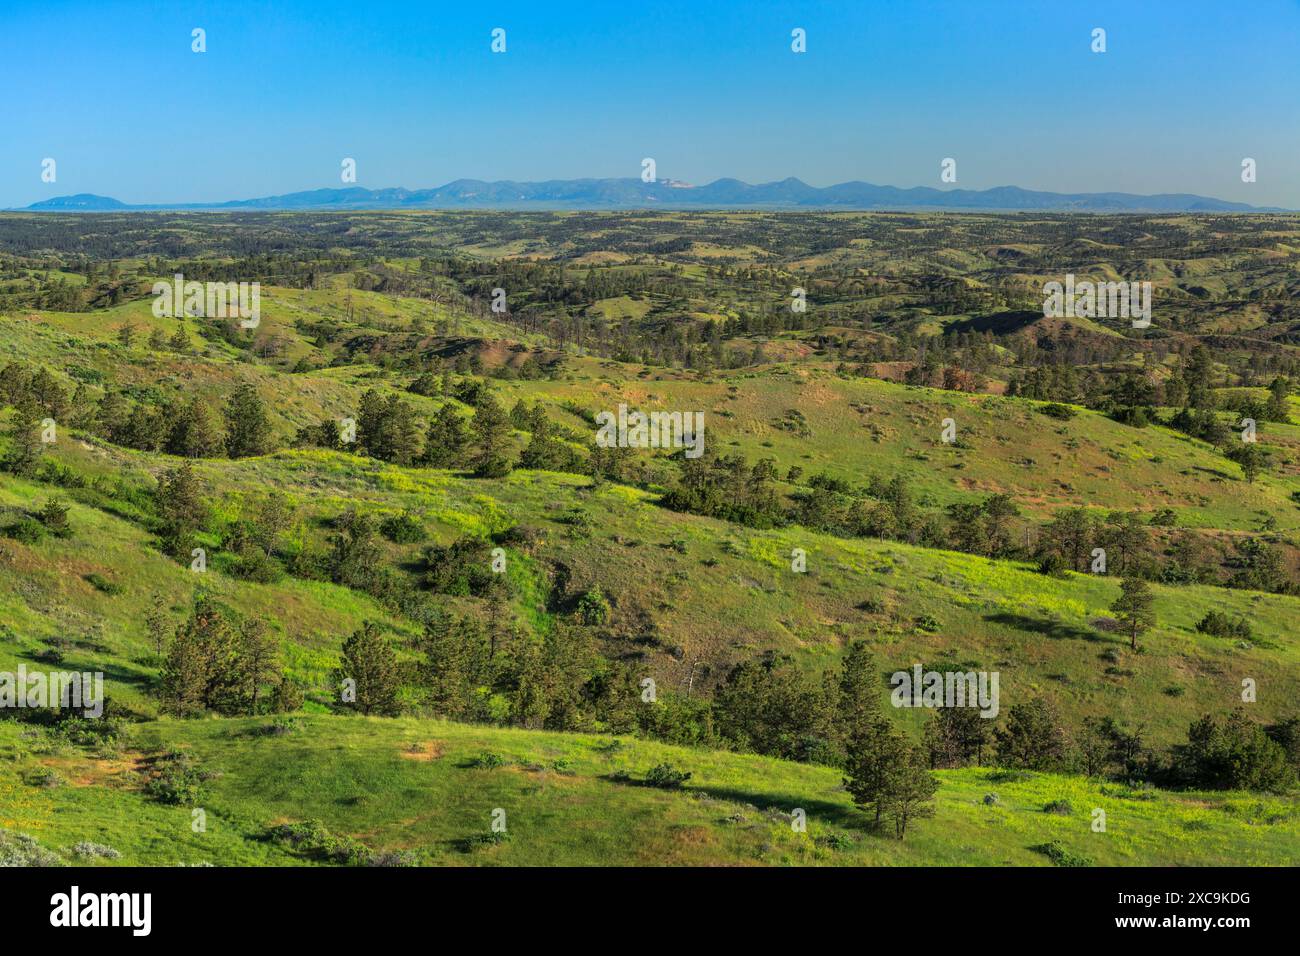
[[1195, 610, 1251, 641], [266, 821, 372, 865], [1030, 840, 1092, 867], [645, 762, 692, 789], [380, 511, 425, 544], [1042, 799, 1073, 815], [0, 830, 62, 866], [38, 498, 72, 537], [143, 750, 211, 805], [814, 833, 855, 851], [26, 767, 65, 789], [576, 587, 611, 626], [367, 850, 418, 867], [1149, 508, 1178, 527], [252, 716, 303, 737], [459, 831, 509, 852], [4, 517, 46, 544], [227, 548, 284, 583], [1038, 403, 1076, 420], [273, 678, 306, 714], [70, 841, 121, 860], [1037, 553, 1069, 577], [468, 751, 507, 769], [84, 572, 125, 595]]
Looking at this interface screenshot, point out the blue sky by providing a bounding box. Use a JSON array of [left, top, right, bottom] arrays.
[[2, 0, 1298, 208]]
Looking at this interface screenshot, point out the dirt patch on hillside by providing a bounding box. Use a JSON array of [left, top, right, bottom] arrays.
[[399, 741, 445, 761]]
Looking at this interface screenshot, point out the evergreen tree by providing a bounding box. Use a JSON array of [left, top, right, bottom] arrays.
[[154, 462, 208, 559], [422, 403, 468, 467], [471, 394, 513, 478], [995, 697, 1069, 771], [836, 640, 880, 748], [236, 618, 280, 716], [1227, 442, 1264, 484], [2, 396, 45, 477], [1111, 576, 1155, 650], [337, 621, 401, 716], [1265, 376, 1292, 424], [844, 714, 910, 827], [884, 745, 939, 839], [224, 383, 273, 458], [158, 595, 243, 716], [1179, 709, 1295, 792], [923, 706, 991, 768], [167, 396, 226, 458]]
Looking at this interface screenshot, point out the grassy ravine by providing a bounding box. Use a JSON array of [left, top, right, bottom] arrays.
[[2, 715, 1295, 867]]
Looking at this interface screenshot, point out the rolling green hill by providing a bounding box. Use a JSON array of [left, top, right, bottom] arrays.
[[2, 211, 1299, 867], [4, 716, 1296, 867]]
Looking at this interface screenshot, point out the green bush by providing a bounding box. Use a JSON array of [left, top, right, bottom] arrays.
[[4, 517, 46, 544], [380, 511, 426, 544], [459, 831, 509, 852], [1038, 403, 1076, 420], [1195, 610, 1251, 641], [577, 587, 611, 626], [83, 572, 125, 595], [143, 750, 211, 805], [1030, 840, 1092, 867], [645, 762, 692, 789], [266, 820, 373, 865]]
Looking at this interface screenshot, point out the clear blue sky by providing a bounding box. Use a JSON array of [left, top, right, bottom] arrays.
[[2, 0, 1297, 208]]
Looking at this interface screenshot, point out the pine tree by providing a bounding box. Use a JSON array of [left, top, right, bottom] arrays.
[[144, 596, 171, 657], [337, 621, 401, 716], [3, 396, 45, 477], [422, 403, 468, 467], [168, 324, 189, 352], [884, 745, 938, 839], [383, 396, 423, 465], [844, 714, 910, 828], [167, 396, 226, 458], [471, 394, 513, 477], [154, 462, 208, 559], [836, 640, 880, 747], [995, 697, 1069, 770], [1111, 576, 1155, 650], [224, 383, 273, 458], [1227, 442, 1264, 484], [356, 389, 389, 459], [1265, 376, 1291, 424], [159, 596, 242, 716], [237, 619, 280, 716]]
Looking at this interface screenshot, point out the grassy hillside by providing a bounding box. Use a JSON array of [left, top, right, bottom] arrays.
[[2, 211, 1299, 868], [2, 439, 1297, 745], [3, 715, 1295, 867]]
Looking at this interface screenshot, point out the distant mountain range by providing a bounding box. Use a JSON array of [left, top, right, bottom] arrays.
[[16, 178, 1290, 213]]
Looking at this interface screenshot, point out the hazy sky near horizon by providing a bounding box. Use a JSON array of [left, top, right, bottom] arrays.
[[2, 0, 1298, 208]]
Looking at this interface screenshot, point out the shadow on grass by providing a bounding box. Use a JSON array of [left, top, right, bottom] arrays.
[[1191, 465, 1236, 481], [984, 612, 1108, 643], [604, 772, 872, 830], [688, 783, 871, 830]]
